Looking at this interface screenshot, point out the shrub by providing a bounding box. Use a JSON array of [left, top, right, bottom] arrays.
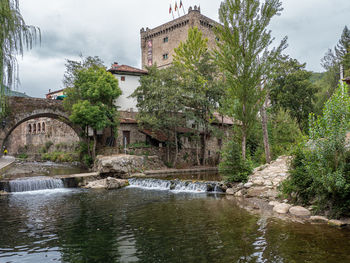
[[219, 140, 253, 183], [17, 153, 28, 160], [281, 84, 350, 218]]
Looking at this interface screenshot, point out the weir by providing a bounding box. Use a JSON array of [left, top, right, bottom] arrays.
[[7, 177, 64, 192], [128, 178, 223, 193]]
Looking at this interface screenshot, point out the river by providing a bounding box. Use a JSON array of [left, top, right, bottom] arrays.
[[1, 163, 350, 262]]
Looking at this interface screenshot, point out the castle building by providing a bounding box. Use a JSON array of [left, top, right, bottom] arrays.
[[140, 6, 219, 69]]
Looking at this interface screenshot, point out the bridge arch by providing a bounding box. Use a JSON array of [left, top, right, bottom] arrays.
[[0, 97, 84, 156]]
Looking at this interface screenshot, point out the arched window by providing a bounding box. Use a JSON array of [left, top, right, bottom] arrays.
[[33, 124, 36, 134], [38, 123, 41, 133], [28, 124, 32, 134], [42, 122, 46, 132]]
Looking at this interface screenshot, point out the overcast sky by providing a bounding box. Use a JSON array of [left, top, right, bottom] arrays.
[[15, 0, 350, 98]]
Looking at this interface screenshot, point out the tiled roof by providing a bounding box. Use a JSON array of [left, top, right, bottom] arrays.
[[108, 63, 148, 76], [120, 118, 138, 124], [140, 129, 168, 142], [212, 112, 236, 125], [46, 89, 64, 96]]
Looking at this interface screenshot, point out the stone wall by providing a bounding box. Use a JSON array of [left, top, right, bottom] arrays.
[[6, 117, 80, 154], [140, 6, 218, 69]]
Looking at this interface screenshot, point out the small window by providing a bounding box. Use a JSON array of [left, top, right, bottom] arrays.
[[42, 122, 46, 132], [121, 76, 126, 81], [37, 123, 41, 132], [28, 124, 32, 133], [33, 124, 36, 133], [163, 53, 168, 60], [218, 138, 222, 147], [163, 37, 168, 43]]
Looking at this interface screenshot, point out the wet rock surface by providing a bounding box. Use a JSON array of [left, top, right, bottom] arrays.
[[84, 177, 128, 190], [95, 154, 166, 177]]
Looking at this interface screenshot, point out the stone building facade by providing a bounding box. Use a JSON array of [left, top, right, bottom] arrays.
[[7, 117, 80, 155], [140, 6, 219, 69]]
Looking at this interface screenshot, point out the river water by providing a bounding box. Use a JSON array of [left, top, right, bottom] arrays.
[[1, 163, 350, 262]]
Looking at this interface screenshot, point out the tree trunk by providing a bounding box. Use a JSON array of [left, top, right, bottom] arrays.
[[166, 142, 170, 164], [172, 128, 178, 167], [196, 138, 200, 166], [92, 130, 97, 160], [260, 99, 271, 163], [202, 132, 207, 166], [242, 126, 247, 161]]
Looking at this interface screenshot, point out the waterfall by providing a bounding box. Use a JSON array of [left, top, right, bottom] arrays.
[[128, 178, 222, 193], [8, 177, 64, 192]]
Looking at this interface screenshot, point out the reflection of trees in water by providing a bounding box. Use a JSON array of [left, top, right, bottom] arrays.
[[126, 196, 260, 262]]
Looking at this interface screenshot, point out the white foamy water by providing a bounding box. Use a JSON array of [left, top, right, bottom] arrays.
[[8, 177, 64, 192], [128, 178, 220, 193]]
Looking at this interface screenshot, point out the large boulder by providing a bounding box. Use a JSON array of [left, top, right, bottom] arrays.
[[84, 177, 128, 190], [273, 203, 291, 214], [289, 206, 311, 218], [95, 154, 145, 177]]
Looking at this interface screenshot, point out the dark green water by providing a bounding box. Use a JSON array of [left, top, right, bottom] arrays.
[[1, 187, 350, 263]]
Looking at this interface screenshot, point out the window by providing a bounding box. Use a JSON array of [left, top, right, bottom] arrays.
[[121, 76, 125, 81], [28, 124, 32, 134], [37, 123, 41, 133], [163, 53, 168, 60], [163, 37, 168, 43], [42, 122, 46, 132], [33, 124, 36, 133]]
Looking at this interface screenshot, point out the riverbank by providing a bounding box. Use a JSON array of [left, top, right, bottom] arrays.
[[223, 156, 350, 228], [0, 156, 15, 175]]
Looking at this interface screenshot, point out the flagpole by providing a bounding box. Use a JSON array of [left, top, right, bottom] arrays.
[[180, 1, 185, 15]]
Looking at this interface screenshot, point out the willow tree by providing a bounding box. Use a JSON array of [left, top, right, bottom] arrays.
[[0, 0, 40, 116], [215, 0, 287, 160]]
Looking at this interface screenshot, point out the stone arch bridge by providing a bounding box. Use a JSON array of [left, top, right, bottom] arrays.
[[0, 97, 83, 156]]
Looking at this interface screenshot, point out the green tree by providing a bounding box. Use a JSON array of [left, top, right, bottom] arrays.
[[132, 65, 185, 166], [0, 0, 40, 116], [281, 83, 350, 217], [269, 57, 316, 132], [63, 57, 121, 160], [173, 27, 222, 165], [215, 0, 287, 160]]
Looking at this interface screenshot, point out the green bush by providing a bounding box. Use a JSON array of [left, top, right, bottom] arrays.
[[17, 153, 28, 159], [42, 151, 78, 163], [281, 84, 350, 218], [219, 140, 253, 183]]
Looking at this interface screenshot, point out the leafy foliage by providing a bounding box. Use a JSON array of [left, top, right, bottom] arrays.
[[219, 140, 253, 183], [63, 56, 121, 160], [215, 0, 287, 160], [270, 57, 316, 132], [281, 84, 350, 218], [0, 0, 40, 116]]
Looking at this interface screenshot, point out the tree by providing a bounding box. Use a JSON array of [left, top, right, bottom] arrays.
[[215, 0, 287, 160], [269, 57, 316, 132], [173, 27, 223, 165], [132, 65, 185, 166], [0, 0, 40, 116], [63, 57, 121, 160]]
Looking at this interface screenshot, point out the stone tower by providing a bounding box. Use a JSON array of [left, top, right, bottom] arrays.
[[140, 6, 219, 69]]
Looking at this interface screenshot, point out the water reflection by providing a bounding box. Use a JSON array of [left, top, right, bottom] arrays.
[[0, 188, 350, 262]]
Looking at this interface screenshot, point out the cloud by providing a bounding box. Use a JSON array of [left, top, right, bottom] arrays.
[[14, 0, 350, 98]]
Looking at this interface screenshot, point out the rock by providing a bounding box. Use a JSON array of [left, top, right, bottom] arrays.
[[273, 203, 291, 214], [0, 190, 8, 195], [289, 206, 311, 218], [244, 182, 253, 188], [95, 154, 145, 177], [84, 179, 107, 189], [268, 201, 280, 206], [310, 216, 329, 224], [328, 219, 347, 227], [253, 179, 264, 186], [246, 187, 268, 198], [235, 190, 243, 197], [225, 188, 236, 195], [106, 177, 128, 190]]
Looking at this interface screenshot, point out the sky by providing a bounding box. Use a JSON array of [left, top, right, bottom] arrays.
[[14, 0, 350, 98]]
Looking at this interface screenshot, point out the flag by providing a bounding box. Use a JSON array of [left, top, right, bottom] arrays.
[[175, 1, 178, 11], [179, 0, 183, 8], [169, 4, 172, 14]]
